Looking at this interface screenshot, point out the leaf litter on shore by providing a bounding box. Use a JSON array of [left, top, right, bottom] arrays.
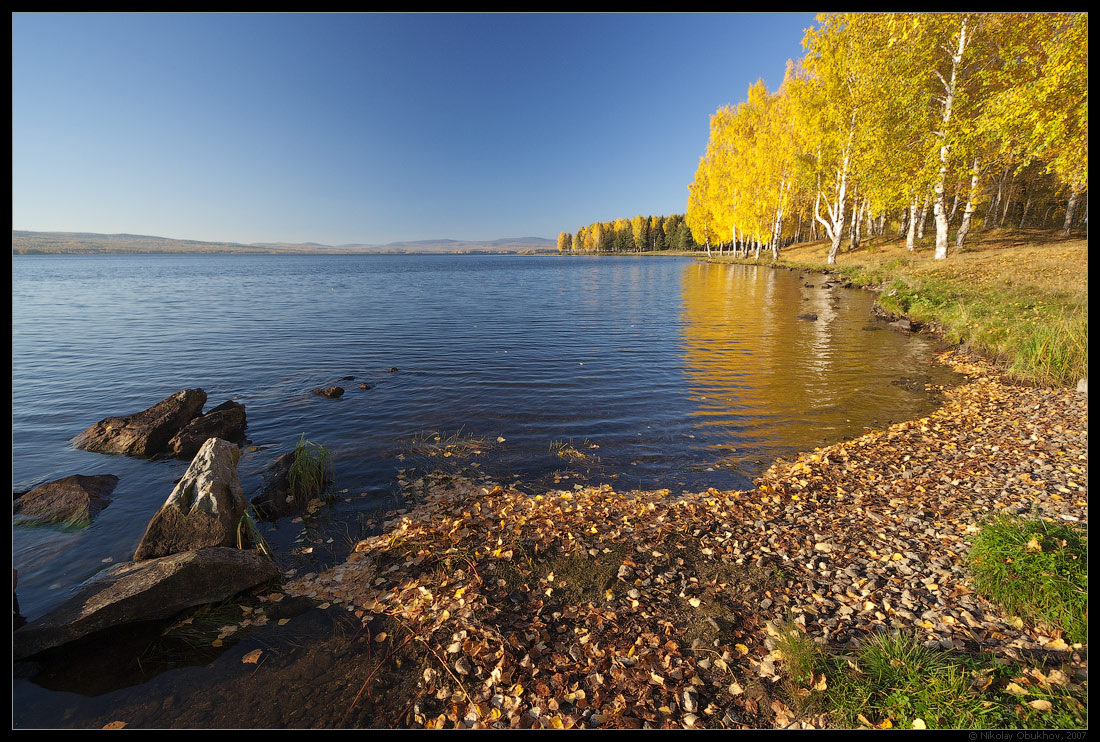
[[281, 351, 1086, 728]]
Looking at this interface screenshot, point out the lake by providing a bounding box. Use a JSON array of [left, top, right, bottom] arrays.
[[13, 253, 959, 721]]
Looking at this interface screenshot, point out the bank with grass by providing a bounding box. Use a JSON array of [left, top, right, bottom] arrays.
[[707, 230, 1087, 388]]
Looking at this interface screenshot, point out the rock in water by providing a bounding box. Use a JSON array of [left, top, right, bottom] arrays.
[[133, 438, 247, 560], [250, 449, 330, 521], [12, 547, 279, 661], [13, 474, 119, 525], [72, 389, 207, 457], [166, 400, 247, 459], [312, 386, 344, 398]]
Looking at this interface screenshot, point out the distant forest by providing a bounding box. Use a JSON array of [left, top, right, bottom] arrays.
[[556, 214, 701, 254]]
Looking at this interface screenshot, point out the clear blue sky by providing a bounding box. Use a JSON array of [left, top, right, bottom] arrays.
[[13, 12, 817, 245]]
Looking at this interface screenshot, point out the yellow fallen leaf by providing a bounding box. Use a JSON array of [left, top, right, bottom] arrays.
[[375, 632, 388, 642], [242, 649, 263, 664], [278, 618, 290, 626], [735, 644, 749, 657], [1026, 699, 1053, 712], [1026, 536, 1042, 552], [911, 718, 926, 729], [102, 722, 127, 729], [1004, 682, 1028, 696]]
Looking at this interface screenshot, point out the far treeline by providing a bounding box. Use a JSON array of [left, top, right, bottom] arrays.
[[557, 214, 700, 254], [681, 12, 1086, 264]]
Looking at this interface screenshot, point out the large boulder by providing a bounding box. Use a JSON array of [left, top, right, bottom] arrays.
[[72, 389, 207, 457], [12, 547, 280, 661], [167, 400, 247, 460], [133, 438, 247, 561], [13, 474, 118, 525]]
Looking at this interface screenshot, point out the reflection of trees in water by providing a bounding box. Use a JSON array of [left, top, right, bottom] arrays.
[[678, 262, 938, 456]]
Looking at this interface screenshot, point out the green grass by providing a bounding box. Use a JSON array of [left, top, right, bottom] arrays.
[[289, 433, 333, 502], [968, 516, 1088, 644], [236, 509, 274, 559], [709, 232, 1087, 387], [876, 275, 1087, 387], [776, 627, 1087, 729]]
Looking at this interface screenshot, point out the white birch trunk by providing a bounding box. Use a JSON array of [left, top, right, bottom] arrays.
[[933, 17, 968, 260], [955, 159, 980, 250], [906, 197, 920, 251], [1062, 184, 1082, 235]]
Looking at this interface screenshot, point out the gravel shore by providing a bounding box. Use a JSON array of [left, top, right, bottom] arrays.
[[280, 349, 1087, 728]]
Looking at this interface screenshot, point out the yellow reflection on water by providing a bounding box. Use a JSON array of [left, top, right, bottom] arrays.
[[679, 262, 941, 458]]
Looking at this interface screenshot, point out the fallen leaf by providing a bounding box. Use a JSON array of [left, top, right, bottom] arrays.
[[1026, 699, 1053, 712], [242, 649, 263, 664], [102, 721, 127, 729]]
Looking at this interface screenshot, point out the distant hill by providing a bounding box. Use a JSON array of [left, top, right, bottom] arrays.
[[12, 231, 557, 255]]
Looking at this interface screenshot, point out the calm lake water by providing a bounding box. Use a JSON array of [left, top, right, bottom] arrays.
[[13, 253, 959, 723]]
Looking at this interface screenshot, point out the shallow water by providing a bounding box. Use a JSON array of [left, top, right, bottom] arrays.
[[13, 253, 959, 724]]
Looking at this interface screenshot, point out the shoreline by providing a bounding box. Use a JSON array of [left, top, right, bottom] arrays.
[[55, 350, 1085, 729]]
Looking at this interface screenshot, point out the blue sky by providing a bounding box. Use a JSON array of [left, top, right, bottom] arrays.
[[13, 13, 817, 245]]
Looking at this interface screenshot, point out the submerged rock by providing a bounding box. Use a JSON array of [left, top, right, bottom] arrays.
[[12, 547, 279, 661], [312, 386, 345, 398], [250, 449, 330, 521], [13, 474, 118, 525], [797, 313, 818, 321], [72, 389, 207, 457], [133, 438, 247, 561], [167, 400, 247, 459]]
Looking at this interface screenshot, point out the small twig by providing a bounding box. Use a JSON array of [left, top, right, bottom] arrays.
[[339, 632, 415, 727], [390, 615, 474, 707]]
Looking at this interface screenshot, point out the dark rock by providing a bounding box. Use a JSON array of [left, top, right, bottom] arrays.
[[358, 383, 372, 390], [870, 304, 897, 321], [134, 438, 247, 561], [312, 386, 344, 398], [804, 283, 815, 288], [250, 449, 330, 521], [166, 401, 247, 459], [797, 313, 818, 321], [72, 389, 207, 457], [387, 367, 398, 373], [13, 474, 118, 525], [14, 570, 25, 630], [12, 547, 279, 661], [340, 376, 355, 381], [888, 318, 913, 333]]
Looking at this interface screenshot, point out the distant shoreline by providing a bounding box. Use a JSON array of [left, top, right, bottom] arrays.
[[11, 230, 557, 256]]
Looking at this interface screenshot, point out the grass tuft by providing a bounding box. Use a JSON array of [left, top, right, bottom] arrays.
[[968, 515, 1088, 644], [289, 433, 333, 502]]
